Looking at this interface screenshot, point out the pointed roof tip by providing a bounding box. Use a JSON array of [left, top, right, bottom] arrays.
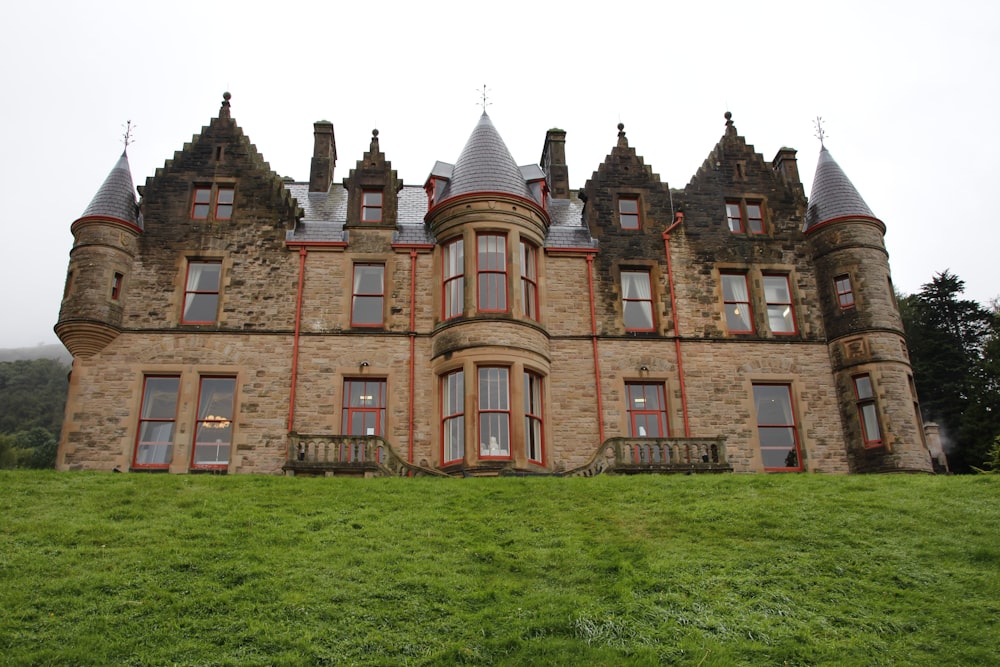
[[79, 152, 140, 227], [440, 112, 531, 200], [219, 91, 232, 119], [805, 146, 876, 231]]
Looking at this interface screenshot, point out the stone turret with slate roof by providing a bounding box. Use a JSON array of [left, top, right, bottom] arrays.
[[78, 151, 141, 229], [804, 146, 878, 231], [439, 113, 534, 202]]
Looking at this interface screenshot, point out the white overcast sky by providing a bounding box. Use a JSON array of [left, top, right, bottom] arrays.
[[2, 0, 997, 348]]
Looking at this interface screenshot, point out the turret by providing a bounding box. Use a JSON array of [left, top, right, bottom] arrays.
[[805, 144, 932, 472], [55, 150, 141, 357]]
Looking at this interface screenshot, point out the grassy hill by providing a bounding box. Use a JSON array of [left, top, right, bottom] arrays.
[[1, 472, 997, 666]]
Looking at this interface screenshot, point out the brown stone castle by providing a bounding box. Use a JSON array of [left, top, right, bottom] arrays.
[[55, 93, 935, 476]]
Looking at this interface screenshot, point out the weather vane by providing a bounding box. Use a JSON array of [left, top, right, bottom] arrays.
[[814, 116, 827, 148], [479, 84, 491, 112], [122, 120, 136, 149]]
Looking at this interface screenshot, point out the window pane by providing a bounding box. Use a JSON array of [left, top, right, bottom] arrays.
[[722, 274, 752, 332], [363, 191, 383, 206], [622, 271, 653, 330], [764, 276, 795, 333], [854, 375, 873, 399], [767, 305, 795, 333], [183, 293, 219, 322], [752, 384, 801, 471], [141, 377, 179, 418], [216, 188, 235, 205], [442, 371, 465, 463], [747, 203, 763, 233], [726, 202, 742, 231], [193, 377, 235, 467], [861, 404, 881, 442]]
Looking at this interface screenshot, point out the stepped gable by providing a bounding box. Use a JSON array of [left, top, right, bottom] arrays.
[[343, 129, 403, 228], [79, 151, 140, 228], [805, 146, 877, 230], [686, 112, 778, 192], [586, 122, 663, 187], [142, 92, 302, 228], [439, 112, 532, 201]]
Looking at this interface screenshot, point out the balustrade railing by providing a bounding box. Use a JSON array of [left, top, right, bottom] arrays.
[[284, 433, 449, 477], [568, 437, 729, 477]]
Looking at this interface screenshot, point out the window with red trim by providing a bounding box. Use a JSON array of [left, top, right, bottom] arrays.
[[477, 233, 507, 312], [362, 190, 383, 222], [343, 378, 387, 436], [721, 273, 753, 333], [191, 186, 234, 221], [443, 238, 464, 319], [524, 372, 544, 463], [752, 383, 802, 471], [835, 274, 855, 309], [626, 382, 669, 437], [351, 264, 384, 326], [726, 200, 764, 234], [191, 376, 235, 469], [442, 371, 465, 464], [618, 196, 640, 230], [520, 240, 538, 321], [853, 374, 883, 447], [478, 367, 510, 458], [763, 274, 796, 334], [182, 261, 222, 324], [622, 270, 654, 331], [133, 376, 180, 469], [111, 272, 124, 300]]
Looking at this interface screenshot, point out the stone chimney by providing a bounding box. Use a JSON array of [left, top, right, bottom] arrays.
[[309, 121, 337, 193], [772, 147, 800, 185], [540, 128, 569, 199]]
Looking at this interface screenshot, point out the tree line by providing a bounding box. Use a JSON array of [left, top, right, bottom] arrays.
[[0, 357, 68, 468]]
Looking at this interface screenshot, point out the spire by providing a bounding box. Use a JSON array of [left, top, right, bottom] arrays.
[[79, 152, 140, 227], [805, 146, 876, 231], [440, 113, 531, 200]]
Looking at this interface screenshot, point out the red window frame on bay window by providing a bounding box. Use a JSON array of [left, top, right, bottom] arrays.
[[835, 274, 855, 309], [442, 238, 464, 319], [362, 190, 383, 222], [524, 371, 544, 464], [477, 233, 507, 312], [763, 274, 797, 334], [626, 382, 670, 438], [133, 376, 180, 469], [752, 383, 803, 471], [191, 376, 236, 470], [441, 370, 465, 465], [520, 240, 539, 321], [853, 374, 883, 447], [478, 367, 511, 459]]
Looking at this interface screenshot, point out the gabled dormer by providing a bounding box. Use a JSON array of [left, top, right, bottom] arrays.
[[343, 129, 402, 228]]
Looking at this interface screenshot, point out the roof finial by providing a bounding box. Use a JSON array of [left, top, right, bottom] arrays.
[[814, 116, 827, 148], [121, 120, 136, 155], [724, 110, 736, 137], [617, 122, 627, 147], [478, 84, 491, 114], [371, 128, 379, 151], [220, 91, 232, 119]]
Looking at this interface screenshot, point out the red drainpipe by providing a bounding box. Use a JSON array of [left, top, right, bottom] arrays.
[[288, 247, 307, 433], [407, 249, 418, 463], [662, 213, 691, 437], [585, 253, 606, 443]]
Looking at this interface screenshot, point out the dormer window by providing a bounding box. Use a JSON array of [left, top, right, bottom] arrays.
[[362, 190, 383, 222], [618, 196, 640, 230]]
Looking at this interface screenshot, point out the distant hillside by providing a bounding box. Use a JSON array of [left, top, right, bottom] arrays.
[[0, 344, 72, 364]]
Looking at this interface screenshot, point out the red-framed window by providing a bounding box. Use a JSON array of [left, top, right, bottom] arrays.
[[763, 274, 796, 334], [133, 376, 180, 469], [721, 273, 753, 333], [477, 233, 507, 312], [835, 274, 855, 309], [111, 272, 124, 300], [441, 370, 465, 465], [362, 190, 383, 222], [191, 376, 236, 469], [478, 367, 510, 458], [343, 378, 387, 436], [618, 196, 640, 230], [626, 382, 670, 437], [191, 186, 234, 220], [520, 240, 539, 321], [215, 187, 234, 220], [752, 383, 802, 471], [622, 270, 654, 331], [524, 372, 544, 464], [853, 374, 883, 448], [443, 238, 464, 319], [726, 200, 764, 234], [182, 261, 222, 324], [351, 264, 384, 327]]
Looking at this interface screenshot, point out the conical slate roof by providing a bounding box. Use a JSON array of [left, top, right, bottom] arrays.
[[440, 113, 531, 200], [805, 146, 875, 230], [80, 151, 140, 227]]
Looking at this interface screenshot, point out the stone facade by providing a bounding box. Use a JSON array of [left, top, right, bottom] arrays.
[[55, 96, 935, 475]]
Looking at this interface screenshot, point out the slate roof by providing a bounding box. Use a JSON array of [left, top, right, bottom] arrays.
[[545, 196, 597, 249], [805, 147, 876, 230], [80, 152, 140, 227], [440, 113, 532, 201]]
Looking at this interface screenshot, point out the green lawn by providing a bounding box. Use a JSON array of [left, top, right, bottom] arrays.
[[1, 472, 997, 666]]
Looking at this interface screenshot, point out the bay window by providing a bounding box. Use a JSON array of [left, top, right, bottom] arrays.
[[524, 372, 544, 463], [477, 233, 507, 312], [520, 241, 539, 321], [442, 371, 465, 464], [478, 367, 510, 458], [443, 238, 464, 319]]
